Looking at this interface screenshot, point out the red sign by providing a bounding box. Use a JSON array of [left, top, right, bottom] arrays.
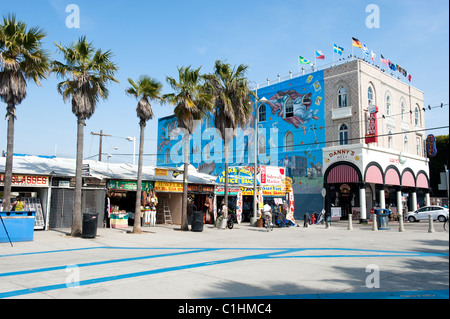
[[365, 105, 378, 144]]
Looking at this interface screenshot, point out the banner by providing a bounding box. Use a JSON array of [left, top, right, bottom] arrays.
[[365, 105, 378, 144], [287, 188, 295, 224], [237, 190, 243, 224], [0, 174, 49, 188], [260, 166, 285, 185]]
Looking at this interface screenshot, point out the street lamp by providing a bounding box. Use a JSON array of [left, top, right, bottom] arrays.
[[126, 136, 136, 165], [250, 92, 268, 226]]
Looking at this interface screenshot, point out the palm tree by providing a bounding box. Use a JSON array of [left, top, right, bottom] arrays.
[[52, 36, 118, 237], [204, 60, 254, 210], [126, 75, 164, 234], [164, 66, 213, 231], [0, 15, 50, 211]]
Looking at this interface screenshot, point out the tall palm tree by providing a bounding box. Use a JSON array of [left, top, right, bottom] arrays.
[[52, 36, 118, 237], [204, 60, 254, 210], [126, 75, 164, 234], [164, 66, 213, 231], [0, 15, 50, 211]]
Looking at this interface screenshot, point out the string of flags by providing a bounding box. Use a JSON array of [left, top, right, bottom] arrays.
[[298, 37, 412, 82]]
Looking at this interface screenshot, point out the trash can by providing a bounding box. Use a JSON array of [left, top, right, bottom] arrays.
[[82, 213, 98, 238], [375, 209, 390, 230], [0, 211, 35, 243], [191, 211, 204, 232]]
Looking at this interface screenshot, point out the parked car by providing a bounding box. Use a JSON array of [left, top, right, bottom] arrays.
[[404, 206, 449, 223]]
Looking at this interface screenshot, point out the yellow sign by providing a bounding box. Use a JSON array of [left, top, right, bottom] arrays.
[[155, 168, 168, 176], [154, 181, 183, 193]]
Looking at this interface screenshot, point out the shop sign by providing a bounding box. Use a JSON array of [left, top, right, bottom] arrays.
[[324, 149, 360, 165], [155, 168, 168, 176], [236, 190, 243, 224], [154, 181, 183, 193], [216, 167, 256, 186], [214, 185, 286, 196], [0, 174, 49, 187], [188, 184, 214, 193], [108, 180, 153, 191], [260, 166, 285, 185], [287, 188, 295, 223], [365, 105, 378, 144], [426, 134, 437, 157]]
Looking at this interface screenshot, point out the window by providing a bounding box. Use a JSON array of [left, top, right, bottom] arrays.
[[415, 106, 420, 125], [165, 148, 171, 163], [404, 135, 408, 152], [258, 135, 266, 155], [388, 130, 393, 149], [258, 104, 266, 122], [386, 94, 391, 116], [401, 101, 406, 121], [416, 136, 422, 156], [338, 87, 347, 108], [285, 131, 294, 152], [368, 86, 374, 106], [285, 97, 294, 118], [339, 124, 348, 145]]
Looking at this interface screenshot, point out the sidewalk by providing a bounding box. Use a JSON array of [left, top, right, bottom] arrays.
[[0, 220, 448, 299]]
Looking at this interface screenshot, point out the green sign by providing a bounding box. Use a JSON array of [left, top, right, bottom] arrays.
[[108, 180, 153, 191]]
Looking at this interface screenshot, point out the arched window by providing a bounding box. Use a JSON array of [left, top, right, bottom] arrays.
[[338, 87, 347, 108], [386, 94, 391, 116], [285, 131, 294, 152], [368, 86, 374, 106], [339, 124, 348, 145], [415, 106, 420, 125], [401, 101, 406, 121], [258, 135, 266, 155], [258, 104, 266, 122], [285, 97, 294, 118]]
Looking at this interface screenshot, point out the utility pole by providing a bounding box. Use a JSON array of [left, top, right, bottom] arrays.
[[90, 130, 111, 162]]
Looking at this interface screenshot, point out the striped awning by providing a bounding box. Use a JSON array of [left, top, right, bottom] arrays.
[[327, 164, 360, 184]]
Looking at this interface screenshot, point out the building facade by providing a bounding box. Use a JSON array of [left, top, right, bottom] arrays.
[[156, 59, 430, 221]]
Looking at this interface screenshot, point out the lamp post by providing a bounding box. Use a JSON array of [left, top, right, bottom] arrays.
[[249, 90, 268, 226], [126, 136, 136, 165]]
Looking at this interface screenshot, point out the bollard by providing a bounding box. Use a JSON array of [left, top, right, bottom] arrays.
[[348, 214, 353, 230], [428, 214, 435, 233], [372, 213, 378, 231], [398, 215, 405, 232]]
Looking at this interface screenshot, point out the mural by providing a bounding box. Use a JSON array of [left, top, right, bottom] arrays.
[[156, 70, 326, 198]]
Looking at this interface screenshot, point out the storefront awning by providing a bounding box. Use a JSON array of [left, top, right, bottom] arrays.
[[327, 164, 360, 184]]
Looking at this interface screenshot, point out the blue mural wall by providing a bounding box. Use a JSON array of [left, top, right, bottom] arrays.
[[157, 70, 326, 218]]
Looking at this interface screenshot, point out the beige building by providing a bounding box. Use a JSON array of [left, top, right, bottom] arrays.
[[322, 59, 430, 222]]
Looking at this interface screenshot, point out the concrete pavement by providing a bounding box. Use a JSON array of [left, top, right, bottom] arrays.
[[0, 220, 448, 300]]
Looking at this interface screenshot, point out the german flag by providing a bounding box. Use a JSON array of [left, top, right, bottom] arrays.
[[352, 37, 363, 49]]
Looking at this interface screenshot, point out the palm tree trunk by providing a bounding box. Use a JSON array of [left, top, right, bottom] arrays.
[[180, 134, 189, 231], [224, 138, 230, 212], [71, 117, 84, 237], [2, 104, 15, 212], [133, 122, 146, 234]]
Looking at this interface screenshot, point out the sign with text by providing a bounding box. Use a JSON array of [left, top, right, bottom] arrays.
[[0, 174, 49, 188], [365, 105, 378, 144], [260, 166, 285, 185]]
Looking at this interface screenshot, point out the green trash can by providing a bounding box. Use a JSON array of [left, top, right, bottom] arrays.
[[82, 213, 98, 238]]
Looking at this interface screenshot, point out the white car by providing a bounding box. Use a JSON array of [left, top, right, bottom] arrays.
[[404, 206, 449, 223]]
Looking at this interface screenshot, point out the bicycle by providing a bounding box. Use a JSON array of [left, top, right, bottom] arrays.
[[264, 214, 273, 232], [444, 218, 449, 232]]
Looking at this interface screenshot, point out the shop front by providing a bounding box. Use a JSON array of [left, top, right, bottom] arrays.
[[0, 173, 50, 230], [107, 180, 154, 227], [153, 181, 183, 224]]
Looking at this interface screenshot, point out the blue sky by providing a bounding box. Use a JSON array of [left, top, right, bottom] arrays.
[[1, 0, 448, 165]]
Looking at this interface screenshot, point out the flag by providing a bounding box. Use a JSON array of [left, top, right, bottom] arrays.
[[371, 50, 376, 62], [380, 54, 389, 66], [362, 44, 369, 56], [388, 61, 396, 71], [352, 37, 363, 49], [299, 56, 311, 64], [397, 64, 407, 77], [333, 44, 344, 55], [315, 50, 325, 60], [408, 74, 412, 82]]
